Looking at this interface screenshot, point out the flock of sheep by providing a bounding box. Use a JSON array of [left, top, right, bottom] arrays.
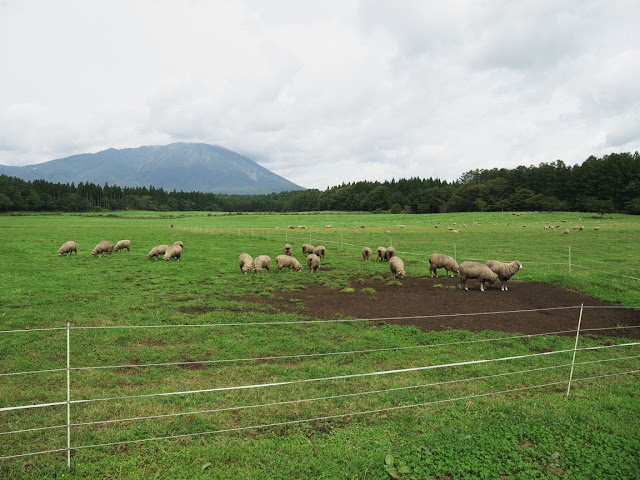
[[59, 236, 521, 292], [57, 240, 184, 261], [238, 243, 327, 274], [238, 241, 521, 292]]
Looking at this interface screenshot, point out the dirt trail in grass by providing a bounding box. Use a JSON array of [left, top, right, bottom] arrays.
[[245, 277, 640, 339]]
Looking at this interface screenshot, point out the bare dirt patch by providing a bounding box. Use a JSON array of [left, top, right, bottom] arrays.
[[243, 277, 640, 339]]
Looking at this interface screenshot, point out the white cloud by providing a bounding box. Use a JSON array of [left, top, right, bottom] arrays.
[[1, 0, 639, 188]]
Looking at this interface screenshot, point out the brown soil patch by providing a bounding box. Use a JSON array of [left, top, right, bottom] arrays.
[[244, 277, 640, 339]]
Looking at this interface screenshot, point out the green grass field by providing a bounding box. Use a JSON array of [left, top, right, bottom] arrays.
[[1, 211, 639, 479]]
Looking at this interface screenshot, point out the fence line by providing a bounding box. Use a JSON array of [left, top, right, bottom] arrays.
[[6, 353, 640, 438], [2, 306, 639, 466], [4, 369, 639, 461], [3, 341, 639, 414]]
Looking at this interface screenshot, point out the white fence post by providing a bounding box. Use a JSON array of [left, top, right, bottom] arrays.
[[566, 303, 584, 399], [66, 322, 71, 470]]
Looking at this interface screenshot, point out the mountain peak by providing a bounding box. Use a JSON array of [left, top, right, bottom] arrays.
[[0, 143, 304, 194]]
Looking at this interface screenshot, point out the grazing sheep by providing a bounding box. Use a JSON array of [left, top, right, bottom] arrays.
[[57, 241, 78, 257], [384, 230, 391, 234], [397, 225, 406, 229], [562, 229, 570, 235], [458, 262, 498, 292], [302, 244, 315, 256], [594, 226, 600, 231], [147, 245, 169, 260], [275, 255, 303, 272], [579, 226, 584, 231], [113, 240, 131, 253], [360, 225, 366, 229], [253, 255, 271, 273], [307, 253, 320, 273], [434, 225, 439, 229], [238, 253, 253, 274], [384, 246, 396, 261], [325, 225, 332, 229], [450, 229, 460, 233], [283, 243, 293, 256], [361, 247, 372, 261], [485, 260, 522, 291], [299, 226, 307, 230], [573, 226, 580, 230], [376, 246, 387, 262], [288, 225, 296, 229], [428, 253, 459, 278], [313, 245, 326, 260], [92, 240, 114, 257], [163, 244, 182, 261], [389, 256, 405, 279]]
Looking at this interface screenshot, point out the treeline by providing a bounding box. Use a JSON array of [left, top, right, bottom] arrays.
[[1, 152, 638, 214]]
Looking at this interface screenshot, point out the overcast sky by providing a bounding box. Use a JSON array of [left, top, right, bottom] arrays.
[[1, 0, 639, 189]]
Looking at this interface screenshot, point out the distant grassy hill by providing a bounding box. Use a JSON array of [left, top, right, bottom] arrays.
[[0, 143, 304, 194]]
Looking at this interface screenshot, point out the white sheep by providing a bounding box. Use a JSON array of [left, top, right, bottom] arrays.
[[361, 247, 372, 261], [306, 253, 320, 273], [147, 245, 169, 260], [562, 229, 569, 235], [428, 253, 459, 278], [301, 244, 315, 256], [253, 255, 271, 273], [113, 240, 131, 253], [384, 246, 396, 261], [389, 256, 405, 279], [485, 260, 522, 291], [458, 262, 498, 292], [58, 241, 78, 257], [163, 244, 182, 261], [92, 240, 114, 257], [283, 243, 293, 256], [275, 254, 303, 272], [376, 246, 387, 262], [313, 245, 326, 260], [238, 253, 253, 274]]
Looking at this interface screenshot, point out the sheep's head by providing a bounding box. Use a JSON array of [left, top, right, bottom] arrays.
[[396, 269, 405, 279], [293, 262, 303, 272], [514, 261, 522, 271], [241, 265, 251, 274]]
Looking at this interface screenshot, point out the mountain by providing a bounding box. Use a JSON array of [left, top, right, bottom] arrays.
[[0, 143, 304, 194]]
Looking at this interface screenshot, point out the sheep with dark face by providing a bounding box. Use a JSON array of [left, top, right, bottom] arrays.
[[458, 262, 498, 292], [147, 245, 169, 260], [302, 244, 315, 256], [384, 246, 396, 261], [376, 246, 387, 262], [307, 253, 320, 273], [113, 240, 131, 253], [313, 245, 326, 260], [92, 241, 114, 257], [389, 256, 405, 279], [361, 247, 372, 261], [254, 255, 271, 273], [485, 260, 522, 291], [239, 253, 253, 274], [428, 253, 459, 278], [58, 241, 78, 257], [283, 244, 293, 256], [275, 255, 303, 272]]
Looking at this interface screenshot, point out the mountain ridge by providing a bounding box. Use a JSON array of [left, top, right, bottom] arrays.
[[0, 143, 304, 194]]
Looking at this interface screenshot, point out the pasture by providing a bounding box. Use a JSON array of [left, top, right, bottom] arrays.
[[1, 211, 639, 479]]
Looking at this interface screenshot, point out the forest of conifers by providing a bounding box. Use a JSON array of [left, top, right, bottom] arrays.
[[1, 152, 638, 214]]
